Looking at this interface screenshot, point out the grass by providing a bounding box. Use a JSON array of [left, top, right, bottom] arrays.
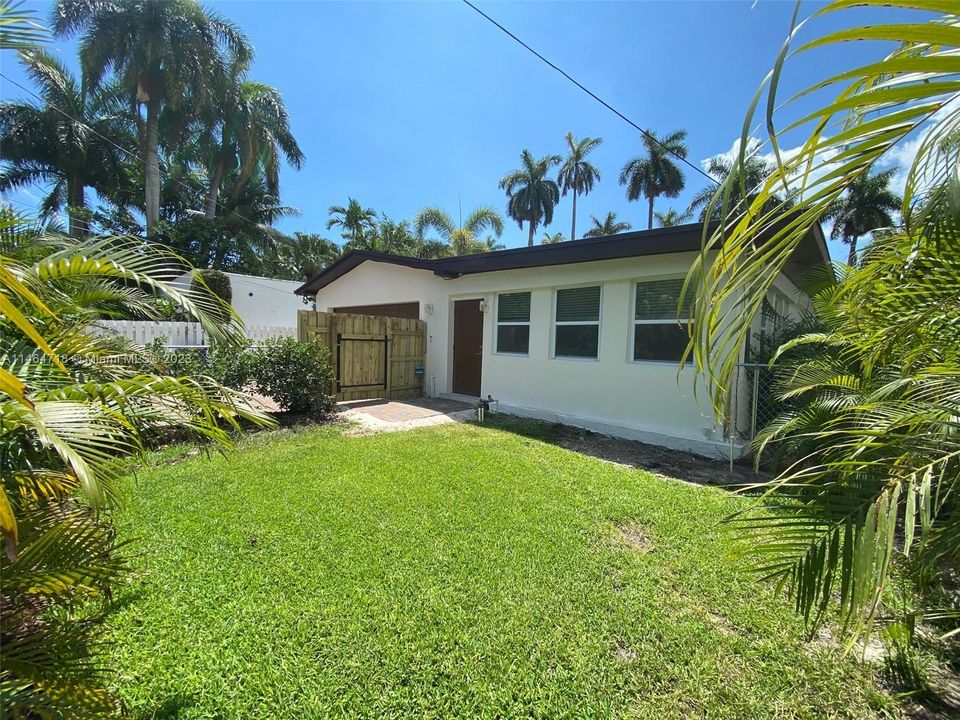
[[107, 418, 891, 719]]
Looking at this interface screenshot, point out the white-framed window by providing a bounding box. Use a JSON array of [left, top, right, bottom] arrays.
[[495, 292, 531, 354], [554, 285, 601, 359], [760, 288, 792, 339], [632, 278, 691, 363]]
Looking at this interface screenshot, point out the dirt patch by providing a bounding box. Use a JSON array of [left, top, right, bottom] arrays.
[[613, 642, 638, 662], [519, 420, 772, 488], [615, 522, 653, 554], [706, 611, 738, 637], [813, 626, 886, 663]]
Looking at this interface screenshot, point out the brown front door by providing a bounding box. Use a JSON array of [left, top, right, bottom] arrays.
[[452, 299, 483, 396]]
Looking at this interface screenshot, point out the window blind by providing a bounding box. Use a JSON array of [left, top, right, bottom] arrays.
[[556, 286, 600, 322], [497, 292, 531, 323], [635, 279, 689, 321]]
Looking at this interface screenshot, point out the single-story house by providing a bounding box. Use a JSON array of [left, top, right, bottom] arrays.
[[295, 223, 829, 458]]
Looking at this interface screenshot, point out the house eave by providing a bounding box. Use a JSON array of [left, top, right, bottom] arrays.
[[295, 220, 830, 296]]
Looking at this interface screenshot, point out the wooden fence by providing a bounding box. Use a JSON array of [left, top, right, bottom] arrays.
[[297, 310, 426, 402], [93, 320, 295, 347]]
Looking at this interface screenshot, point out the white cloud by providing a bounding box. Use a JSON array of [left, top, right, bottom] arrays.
[[706, 95, 960, 201], [872, 96, 960, 197], [700, 134, 838, 201], [698, 97, 958, 263], [700, 136, 765, 174]]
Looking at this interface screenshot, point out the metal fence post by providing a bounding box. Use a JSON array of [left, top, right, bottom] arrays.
[[729, 364, 740, 476]]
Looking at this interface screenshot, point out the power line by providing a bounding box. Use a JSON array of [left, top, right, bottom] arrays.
[[0, 70, 270, 231], [460, 0, 717, 185]]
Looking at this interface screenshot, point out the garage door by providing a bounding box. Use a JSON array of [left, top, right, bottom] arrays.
[[333, 302, 419, 319]]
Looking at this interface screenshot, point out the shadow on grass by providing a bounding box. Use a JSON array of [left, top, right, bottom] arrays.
[[132, 693, 209, 720], [472, 413, 771, 488]]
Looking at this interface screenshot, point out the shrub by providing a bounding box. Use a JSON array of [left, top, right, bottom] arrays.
[[192, 268, 232, 318], [208, 339, 253, 390], [247, 337, 333, 414], [143, 337, 208, 377]]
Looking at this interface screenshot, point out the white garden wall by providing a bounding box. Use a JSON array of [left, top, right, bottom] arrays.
[[173, 271, 305, 329], [225, 273, 305, 328]]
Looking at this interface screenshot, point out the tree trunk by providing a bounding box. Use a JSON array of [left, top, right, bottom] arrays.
[[67, 175, 86, 238], [143, 97, 162, 237], [204, 144, 228, 220], [570, 187, 578, 241], [527, 222, 535, 247], [847, 235, 858, 267], [647, 195, 655, 230]]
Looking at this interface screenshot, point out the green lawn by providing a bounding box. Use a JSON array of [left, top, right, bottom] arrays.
[[108, 418, 890, 719]]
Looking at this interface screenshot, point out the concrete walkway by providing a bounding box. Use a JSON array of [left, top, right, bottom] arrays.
[[338, 397, 478, 433]]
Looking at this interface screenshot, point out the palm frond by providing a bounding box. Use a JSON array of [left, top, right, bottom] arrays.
[[683, 1, 960, 644]]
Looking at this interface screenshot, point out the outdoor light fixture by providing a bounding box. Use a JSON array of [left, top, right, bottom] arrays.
[[424, 303, 434, 315]]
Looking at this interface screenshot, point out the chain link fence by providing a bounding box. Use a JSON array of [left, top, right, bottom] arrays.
[[730, 362, 784, 462]]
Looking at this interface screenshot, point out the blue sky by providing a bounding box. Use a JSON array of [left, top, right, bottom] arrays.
[[0, 1, 921, 260]]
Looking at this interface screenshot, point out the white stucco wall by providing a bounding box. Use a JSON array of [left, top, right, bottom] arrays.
[[176, 272, 304, 328], [314, 254, 746, 457], [225, 273, 304, 328]]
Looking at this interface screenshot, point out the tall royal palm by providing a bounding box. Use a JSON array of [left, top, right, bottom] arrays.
[[327, 198, 377, 244], [619, 129, 688, 230], [823, 168, 901, 266], [414, 205, 504, 255], [202, 61, 303, 219], [557, 132, 602, 241], [52, 0, 252, 236], [0, 50, 132, 236], [583, 211, 631, 238], [499, 149, 562, 247]]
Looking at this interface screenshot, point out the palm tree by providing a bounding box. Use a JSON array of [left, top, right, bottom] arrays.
[[557, 132, 602, 241], [685, 1, 958, 644], [654, 207, 693, 227], [356, 215, 419, 255], [619, 129, 688, 230], [687, 152, 774, 221], [416, 239, 452, 259], [52, 0, 252, 236], [0, 0, 48, 49], [272, 232, 341, 281], [499, 149, 562, 247], [202, 60, 304, 219], [414, 205, 504, 255], [0, 50, 132, 236], [822, 168, 901, 266], [541, 231, 565, 244], [206, 168, 299, 269], [583, 211, 631, 238], [327, 198, 377, 244], [155, 164, 299, 272], [1, 214, 272, 717]]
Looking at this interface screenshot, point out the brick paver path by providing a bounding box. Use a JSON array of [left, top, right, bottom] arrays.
[[338, 397, 478, 433]]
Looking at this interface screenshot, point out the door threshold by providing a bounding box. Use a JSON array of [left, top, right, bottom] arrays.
[[438, 392, 482, 405]]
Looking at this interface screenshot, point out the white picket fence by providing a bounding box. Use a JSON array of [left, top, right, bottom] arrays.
[[93, 320, 296, 347]]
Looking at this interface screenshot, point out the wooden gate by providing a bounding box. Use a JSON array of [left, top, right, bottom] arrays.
[[297, 310, 426, 401]]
